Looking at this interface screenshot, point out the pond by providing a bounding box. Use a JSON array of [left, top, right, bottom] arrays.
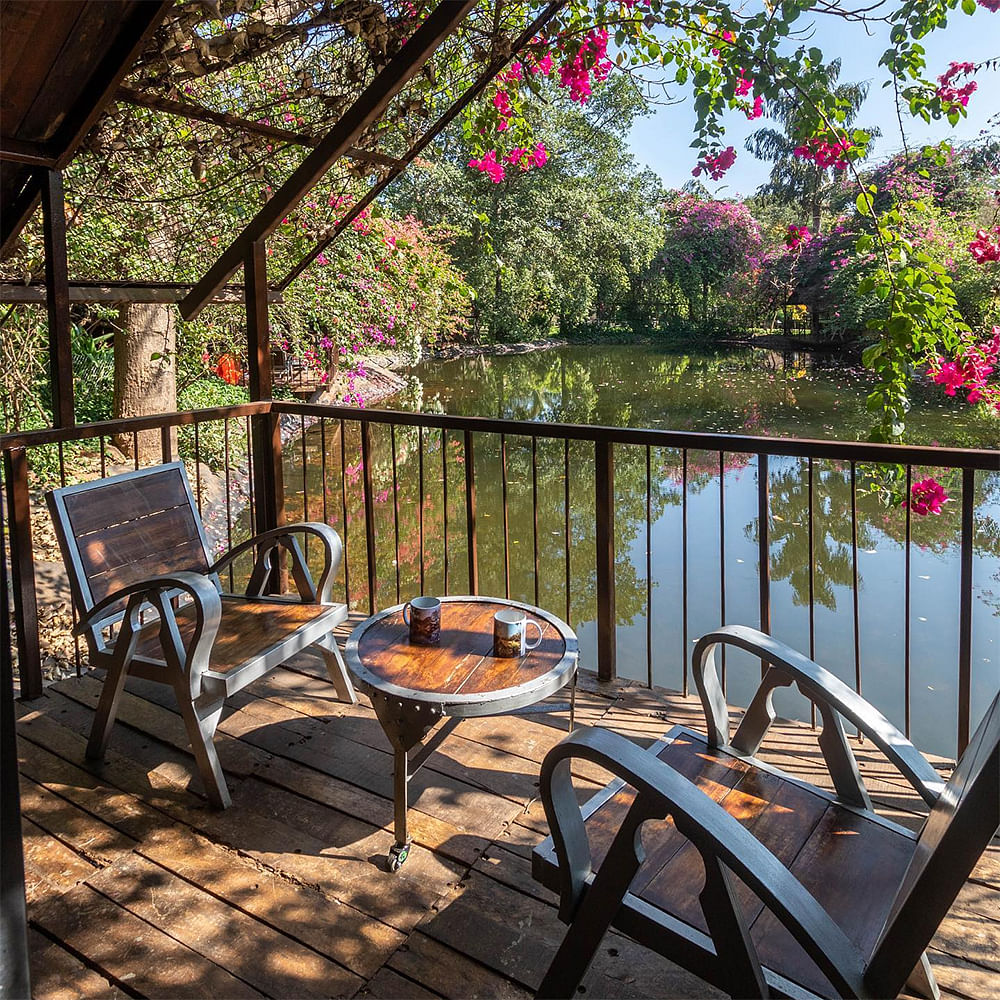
[[290, 344, 999, 757]]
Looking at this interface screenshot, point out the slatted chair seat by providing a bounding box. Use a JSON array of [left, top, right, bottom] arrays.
[[47, 462, 357, 808], [125, 595, 342, 682], [533, 626, 1000, 1000]]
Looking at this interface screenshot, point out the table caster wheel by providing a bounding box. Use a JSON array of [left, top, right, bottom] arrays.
[[388, 842, 410, 872]]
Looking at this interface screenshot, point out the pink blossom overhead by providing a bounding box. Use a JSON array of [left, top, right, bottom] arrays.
[[977, 0, 999, 10], [557, 27, 611, 104], [692, 146, 737, 180], [936, 61, 977, 108], [745, 94, 764, 120], [793, 135, 854, 170], [469, 149, 505, 182]]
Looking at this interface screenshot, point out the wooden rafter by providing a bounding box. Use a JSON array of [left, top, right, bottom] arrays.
[[116, 88, 401, 168], [179, 1, 478, 321]]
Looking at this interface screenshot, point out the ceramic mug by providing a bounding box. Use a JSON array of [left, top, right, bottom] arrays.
[[493, 608, 543, 658], [403, 596, 441, 645]]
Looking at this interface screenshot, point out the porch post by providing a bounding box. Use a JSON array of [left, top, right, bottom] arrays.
[[245, 239, 284, 537], [0, 501, 31, 998], [3, 448, 42, 698], [40, 169, 74, 427]]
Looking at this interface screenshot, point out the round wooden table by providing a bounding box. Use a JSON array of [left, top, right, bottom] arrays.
[[344, 596, 578, 870]]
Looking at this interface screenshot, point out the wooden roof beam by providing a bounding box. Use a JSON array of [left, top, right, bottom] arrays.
[[179, 1, 477, 321], [116, 88, 401, 168], [0, 281, 283, 305], [0, 2, 171, 261], [278, 0, 567, 291], [50, 2, 174, 170]]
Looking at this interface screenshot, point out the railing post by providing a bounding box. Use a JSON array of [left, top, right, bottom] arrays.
[[40, 169, 74, 428], [464, 429, 478, 595], [757, 453, 771, 678], [245, 239, 284, 537], [957, 468, 975, 755], [361, 420, 377, 615], [3, 449, 42, 699], [1, 492, 31, 997], [595, 440, 616, 681]]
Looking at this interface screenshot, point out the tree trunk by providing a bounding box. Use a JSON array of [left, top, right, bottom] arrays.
[[113, 302, 177, 462]]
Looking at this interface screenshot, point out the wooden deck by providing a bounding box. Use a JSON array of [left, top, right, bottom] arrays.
[[16, 617, 1000, 1000]]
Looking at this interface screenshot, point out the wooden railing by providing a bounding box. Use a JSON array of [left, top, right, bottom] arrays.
[[3, 399, 998, 757]]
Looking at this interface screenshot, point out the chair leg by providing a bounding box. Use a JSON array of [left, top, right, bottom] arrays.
[[316, 633, 358, 705], [175, 687, 230, 809], [905, 952, 940, 1000], [86, 654, 132, 760], [537, 801, 652, 999]]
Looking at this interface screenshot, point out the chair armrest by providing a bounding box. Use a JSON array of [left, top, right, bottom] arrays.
[[693, 626, 945, 807], [76, 572, 222, 700], [541, 726, 870, 999], [211, 522, 343, 604]]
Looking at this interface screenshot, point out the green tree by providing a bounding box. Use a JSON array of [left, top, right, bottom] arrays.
[[388, 75, 664, 340]]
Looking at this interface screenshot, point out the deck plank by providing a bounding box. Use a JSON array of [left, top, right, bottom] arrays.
[[16, 658, 998, 1000]]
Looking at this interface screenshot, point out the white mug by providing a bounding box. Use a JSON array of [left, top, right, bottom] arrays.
[[493, 608, 543, 657], [403, 596, 441, 645]]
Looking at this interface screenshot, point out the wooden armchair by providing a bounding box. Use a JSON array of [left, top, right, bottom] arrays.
[[47, 462, 356, 809], [532, 625, 999, 1000]]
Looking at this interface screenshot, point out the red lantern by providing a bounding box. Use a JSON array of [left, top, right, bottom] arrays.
[[215, 354, 242, 385]]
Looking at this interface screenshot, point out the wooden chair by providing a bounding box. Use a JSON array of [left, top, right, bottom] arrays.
[[47, 461, 357, 809], [532, 625, 999, 1000]]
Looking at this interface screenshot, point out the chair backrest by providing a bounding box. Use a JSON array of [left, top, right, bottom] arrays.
[[47, 462, 213, 628], [867, 692, 1000, 994]]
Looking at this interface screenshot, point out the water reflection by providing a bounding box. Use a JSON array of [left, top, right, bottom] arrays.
[[287, 345, 998, 758]]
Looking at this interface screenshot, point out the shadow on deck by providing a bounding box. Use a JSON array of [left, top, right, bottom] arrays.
[[16, 615, 1000, 1000]]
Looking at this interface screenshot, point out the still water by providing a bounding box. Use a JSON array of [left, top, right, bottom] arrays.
[[292, 345, 998, 757]]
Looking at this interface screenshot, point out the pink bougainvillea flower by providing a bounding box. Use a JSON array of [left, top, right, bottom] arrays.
[[904, 478, 950, 516], [745, 94, 764, 120], [532, 142, 548, 167], [969, 227, 1000, 263], [531, 51, 554, 76], [692, 146, 737, 180], [469, 149, 505, 182], [932, 361, 967, 396], [793, 135, 854, 170], [977, 0, 999, 11], [936, 61, 977, 108], [786, 224, 812, 249]]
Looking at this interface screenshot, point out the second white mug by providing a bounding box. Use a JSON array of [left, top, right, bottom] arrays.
[[493, 608, 543, 657]]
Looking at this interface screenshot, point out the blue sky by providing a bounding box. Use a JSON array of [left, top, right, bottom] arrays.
[[626, 7, 1000, 196]]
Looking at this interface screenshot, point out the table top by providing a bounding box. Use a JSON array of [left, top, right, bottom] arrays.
[[343, 596, 578, 717]]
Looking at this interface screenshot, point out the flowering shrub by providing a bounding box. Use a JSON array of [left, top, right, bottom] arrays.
[[654, 194, 764, 324]]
